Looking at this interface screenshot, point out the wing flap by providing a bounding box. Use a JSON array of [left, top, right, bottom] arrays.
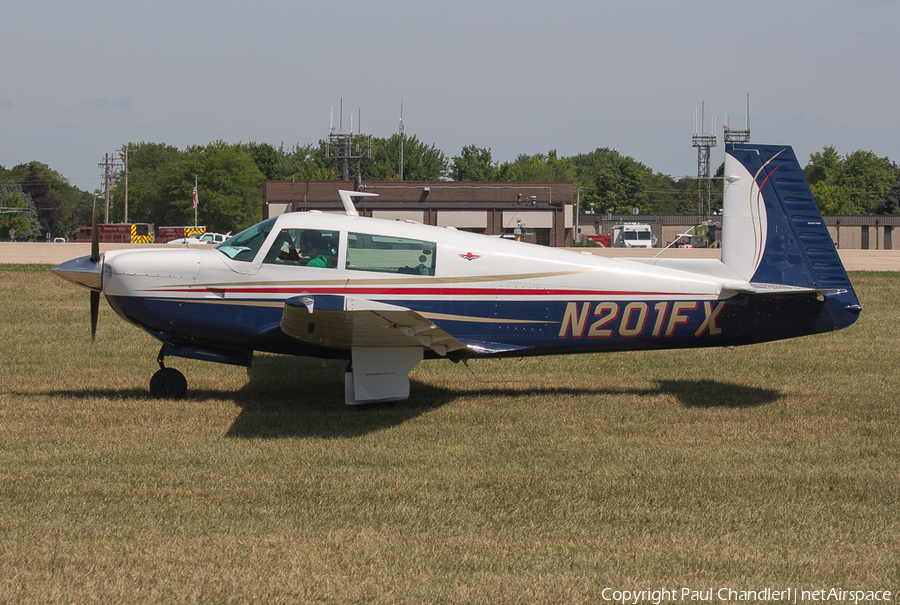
[[281, 294, 467, 356], [721, 281, 821, 297]]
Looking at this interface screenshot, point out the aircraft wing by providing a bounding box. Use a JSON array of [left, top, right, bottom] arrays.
[[281, 294, 470, 357]]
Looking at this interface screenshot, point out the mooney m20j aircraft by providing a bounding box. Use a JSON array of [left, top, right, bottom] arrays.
[[53, 143, 861, 404]]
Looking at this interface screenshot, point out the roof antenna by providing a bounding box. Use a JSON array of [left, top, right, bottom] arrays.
[[746, 92, 750, 131], [723, 93, 751, 144]]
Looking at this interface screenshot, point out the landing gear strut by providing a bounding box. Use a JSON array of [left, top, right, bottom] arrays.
[[150, 354, 187, 400]]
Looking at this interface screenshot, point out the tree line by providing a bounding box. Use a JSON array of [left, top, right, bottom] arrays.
[[2, 136, 898, 241]]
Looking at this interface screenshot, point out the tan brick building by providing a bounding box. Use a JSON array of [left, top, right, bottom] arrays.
[[263, 180, 575, 247]]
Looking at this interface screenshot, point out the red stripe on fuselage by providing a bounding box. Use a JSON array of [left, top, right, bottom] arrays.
[[143, 286, 713, 298]]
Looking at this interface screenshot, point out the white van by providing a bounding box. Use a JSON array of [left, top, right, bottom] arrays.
[[612, 223, 654, 248]]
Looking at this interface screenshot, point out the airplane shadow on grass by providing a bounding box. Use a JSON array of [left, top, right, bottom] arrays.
[[34, 356, 782, 440], [220, 356, 783, 439]]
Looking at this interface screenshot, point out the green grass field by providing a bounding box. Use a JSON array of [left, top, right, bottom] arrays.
[[1, 266, 897, 603]]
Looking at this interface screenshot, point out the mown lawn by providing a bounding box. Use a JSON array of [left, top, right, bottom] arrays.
[[1, 266, 897, 604]]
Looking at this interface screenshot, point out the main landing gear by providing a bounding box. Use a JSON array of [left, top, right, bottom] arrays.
[[150, 354, 187, 400]]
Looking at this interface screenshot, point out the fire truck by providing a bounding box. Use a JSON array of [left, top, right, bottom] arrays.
[[72, 223, 155, 244], [157, 226, 207, 244]]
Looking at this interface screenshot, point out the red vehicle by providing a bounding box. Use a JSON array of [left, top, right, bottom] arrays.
[[72, 223, 155, 244], [157, 226, 206, 244], [585, 234, 612, 247]]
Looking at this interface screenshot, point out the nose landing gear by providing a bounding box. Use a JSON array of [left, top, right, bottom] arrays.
[[150, 352, 187, 400]]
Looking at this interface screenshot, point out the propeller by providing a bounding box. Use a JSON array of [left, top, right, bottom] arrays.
[[50, 192, 105, 342], [89, 194, 100, 342], [90, 290, 100, 342]]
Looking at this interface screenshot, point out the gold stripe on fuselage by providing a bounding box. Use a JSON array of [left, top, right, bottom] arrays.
[[150, 269, 598, 292]]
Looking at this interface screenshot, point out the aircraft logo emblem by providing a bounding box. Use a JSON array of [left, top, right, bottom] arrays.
[[459, 252, 481, 261]]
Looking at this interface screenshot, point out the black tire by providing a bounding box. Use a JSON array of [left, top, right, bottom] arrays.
[[149, 368, 188, 399]]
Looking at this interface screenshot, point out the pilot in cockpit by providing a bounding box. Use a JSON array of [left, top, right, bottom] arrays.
[[266, 229, 334, 267], [298, 230, 331, 267]]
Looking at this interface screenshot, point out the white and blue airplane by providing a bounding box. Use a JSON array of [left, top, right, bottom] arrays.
[[53, 143, 861, 404]]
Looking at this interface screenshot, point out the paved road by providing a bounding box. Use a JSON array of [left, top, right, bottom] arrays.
[[2, 242, 898, 271]]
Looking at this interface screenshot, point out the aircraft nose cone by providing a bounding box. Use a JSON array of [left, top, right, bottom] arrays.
[[51, 254, 104, 291]]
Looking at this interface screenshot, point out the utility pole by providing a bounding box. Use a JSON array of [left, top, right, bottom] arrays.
[[99, 153, 113, 224], [98, 153, 123, 223], [119, 147, 135, 223]]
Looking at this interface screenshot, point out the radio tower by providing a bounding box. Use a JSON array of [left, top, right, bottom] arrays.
[[692, 102, 717, 218], [724, 93, 751, 144], [327, 100, 369, 182]]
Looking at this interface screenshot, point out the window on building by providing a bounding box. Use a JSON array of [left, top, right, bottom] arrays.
[[346, 232, 436, 276]]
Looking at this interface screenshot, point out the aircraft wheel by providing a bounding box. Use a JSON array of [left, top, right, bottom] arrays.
[[150, 368, 187, 399]]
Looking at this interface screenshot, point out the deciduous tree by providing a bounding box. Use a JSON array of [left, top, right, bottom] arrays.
[[804, 146, 898, 214], [451, 145, 498, 181], [499, 150, 575, 182], [363, 134, 448, 181], [0, 182, 41, 241], [115, 141, 264, 233], [875, 176, 900, 215], [593, 156, 649, 214], [0, 162, 86, 237]]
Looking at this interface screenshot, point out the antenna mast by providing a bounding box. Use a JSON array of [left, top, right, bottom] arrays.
[[724, 93, 751, 144], [326, 99, 369, 182], [691, 101, 717, 219]]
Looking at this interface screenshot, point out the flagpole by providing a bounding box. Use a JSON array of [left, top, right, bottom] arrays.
[[193, 175, 198, 227]]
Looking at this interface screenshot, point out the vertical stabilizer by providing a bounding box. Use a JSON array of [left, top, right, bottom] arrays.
[[722, 143, 860, 330], [724, 143, 853, 290]]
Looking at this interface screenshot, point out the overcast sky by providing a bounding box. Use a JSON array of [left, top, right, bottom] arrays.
[[2, 0, 898, 190]]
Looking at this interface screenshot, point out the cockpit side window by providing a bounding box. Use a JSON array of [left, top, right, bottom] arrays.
[[215, 218, 276, 262], [262, 228, 338, 268], [345, 232, 436, 276]]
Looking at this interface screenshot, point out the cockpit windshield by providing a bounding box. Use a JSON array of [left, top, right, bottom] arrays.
[[215, 217, 276, 261]]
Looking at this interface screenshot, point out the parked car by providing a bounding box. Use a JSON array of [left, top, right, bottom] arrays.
[[198, 232, 230, 244], [167, 232, 230, 245]]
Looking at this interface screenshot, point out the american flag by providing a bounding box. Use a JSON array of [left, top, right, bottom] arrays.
[[192, 185, 198, 210]]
